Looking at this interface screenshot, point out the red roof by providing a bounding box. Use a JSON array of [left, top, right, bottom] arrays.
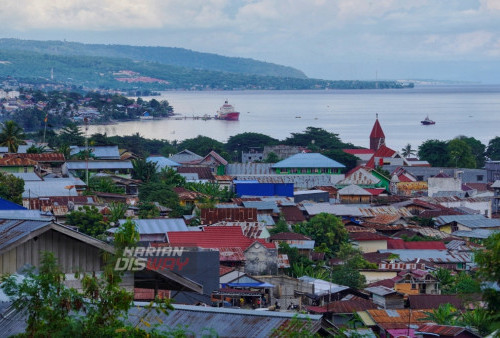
[[219, 265, 235, 276], [370, 118, 385, 138], [343, 149, 375, 155], [366, 145, 396, 168], [404, 241, 446, 250], [167, 226, 276, 251], [387, 238, 406, 249], [364, 188, 386, 196], [398, 174, 414, 182]]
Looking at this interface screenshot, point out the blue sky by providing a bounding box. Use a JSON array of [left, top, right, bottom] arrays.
[[1, 0, 499, 83]]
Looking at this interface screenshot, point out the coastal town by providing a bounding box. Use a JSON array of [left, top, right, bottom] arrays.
[[0, 85, 499, 337]]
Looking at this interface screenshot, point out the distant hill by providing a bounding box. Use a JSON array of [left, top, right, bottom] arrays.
[[0, 39, 413, 91], [0, 38, 307, 79]]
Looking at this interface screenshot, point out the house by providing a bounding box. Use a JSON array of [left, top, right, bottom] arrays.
[[280, 205, 306, 224], [342, 149, 375, 164], [485, 160, 500, 183], [23, 177, 87, 198], [0, 156, 38, 173], [379, 249, 472, 271], [63, 160, 134, 177], [196, 150, 228, 175], [429, 196, 492, 218], [364, 286, 405, 309], [306, 296, 378, 325], [428, 172, 462, 197], [338, 184, 372, 204], [108, 219, 188, 242], [393, 269, 440, 295], [23, 195, 99, 220], [271, 152, 345, 175], [349, 232, 388, 253], [382, 166, 487, 185], [359, 309, 429, 338], [172, 187, 206, 208], [434, 214, 500, 233], [177, 166, 215, 182], [297, 276, 351, 306], [146, 156, 181, 171], [168, 149, 203, 164], [2, 153, 66, 175], [166, 226, 278, 275], [201, 208, 258, 224]]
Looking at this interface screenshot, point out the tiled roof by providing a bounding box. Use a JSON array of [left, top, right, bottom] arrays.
[[219, 265, 235, 276], [364, 188, 386, 196], [366, 278, 396, 289], [3, 153, 65, 162], [177, 166, 214, 180], [166, 226, 276, 251], [387, 239, 446, 250], [366, 145, 397, 168], [173, 187, 205, 200], [202, 150, 228, 166], [272, 153, 345, 169]]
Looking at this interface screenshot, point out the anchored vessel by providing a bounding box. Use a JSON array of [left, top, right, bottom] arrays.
[[216, 100, 240, 121]]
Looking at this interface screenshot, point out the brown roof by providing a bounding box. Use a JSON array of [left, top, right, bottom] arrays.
[[26, 195, 97, 210], [3, 153, 65, 162], [408, 294, 481, 310], [0, 157, 38, 166], [346, 225, 377, 233], [269, 232, 311, 241], [280, 205, 306, 223], [363, 252, 393, 264], [177, 166, 214, 180], [201, 208, 258, 224], [367, 309, 428, 326], [172, 187, 205, 200], [349, 232, 389, 241], [214, 175, 233, 181], [366, 214, 403, 225], [416, 324, 481, 337], [313, 186, 339, 198], [366, 278, 396, 289]]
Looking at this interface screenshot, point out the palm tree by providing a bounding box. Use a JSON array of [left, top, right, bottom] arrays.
[[401, 143, 416, 158], [422, 303, 459, 325], [0, 120, 25, 153]]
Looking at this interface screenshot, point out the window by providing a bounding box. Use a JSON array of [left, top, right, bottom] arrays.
[[411, 284, 417, 290], [417, 176, 424, 181], [23, 166, 28, 173], [477, 175, 484, 181]]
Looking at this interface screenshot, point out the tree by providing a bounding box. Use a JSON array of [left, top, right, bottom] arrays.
[[284, 127, 345, 150], [178, 135, 225, 156], [26, 144, 46, 154], [422, 303, 459, 325], [0, 120, 25, 153], [486, 136, 500, 160], [329, 244, 374, 289], [137, 202, 161, 219], [0, 172, 24, 204], [447, 139, 476, 168], [321, 149, 358, 173], [58, 122, 85, 146], [225, 132, 279, 153], [263, 151, 280, 163], [87, 176, 125, 194], [107, 202, 128, 224], [456, 136, 486, 168], [293, 213, 348, 255], [269, 218, 291, 235], [65, 205, 108, 237], [401, 143, 416, 158], [474, 232, 500, 331], [139, 182, 183, 217], [159, 167, 186, 187], [132, 158, 158, 183], [418, 139, 450, 167]]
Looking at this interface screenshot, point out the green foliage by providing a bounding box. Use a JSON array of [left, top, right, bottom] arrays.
[[0, 120, 25, 152], [178, 135, 225, 157], [284, 127, 346, 150], [57, 122, 85, 146], [400, 234, 440, 242], [272, 315, 321, 338], [225, 132, 279, 153], [269, 218, 291, 235], [401, 143, 416, 158], [322, 149, 358, 172], [418, 139, 450, 167], [108, 202, 129, 224], [66, 205, 108, 237], [132, 158, 159, 183], [455, 136, 486, 168], [264, 151, 280, 163], [293, 213, 348, 256], [411, 216, 435, 227], [139, 182, 183, 216], [137, 202, 161, 219], [422, 303, 459, 325], [486, 136, 500, 160], [432, 268, 455, 294], [0, 172, 24, 204], [329, 244, 372, 289], [278, 242, 313, 270], [26, 144, 46, 153], [159, 167, 186, 187], [184, 181, 235, 203], [447, 138, 476, 168], [88, 176, 125, 194]]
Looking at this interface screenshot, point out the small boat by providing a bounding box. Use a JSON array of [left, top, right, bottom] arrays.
[[421, 115, 435, 125]]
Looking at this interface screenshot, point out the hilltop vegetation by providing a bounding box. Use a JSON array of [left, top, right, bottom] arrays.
[[0, 39, 414, 91]]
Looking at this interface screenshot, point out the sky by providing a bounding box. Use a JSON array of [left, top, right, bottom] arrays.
[[1, 0, 500, 83]]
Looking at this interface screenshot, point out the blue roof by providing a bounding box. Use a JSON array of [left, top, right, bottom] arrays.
[[272, 153, 345, 169], [146, 156, 181, 168], [115, 219, 188, 234], [0, 198, 26, 210]]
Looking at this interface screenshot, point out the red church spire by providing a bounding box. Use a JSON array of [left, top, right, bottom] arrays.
[[370, 114, 385, 150]]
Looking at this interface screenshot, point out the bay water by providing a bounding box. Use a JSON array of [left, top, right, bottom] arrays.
[[87, 85, 500, 152]]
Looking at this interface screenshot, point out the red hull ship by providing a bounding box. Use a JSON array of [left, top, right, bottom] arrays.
[[216, 100, 240, 121]]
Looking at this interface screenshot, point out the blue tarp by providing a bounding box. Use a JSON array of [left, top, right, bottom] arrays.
[[0, 198, 26, 210], [235, 182, 294, 197]]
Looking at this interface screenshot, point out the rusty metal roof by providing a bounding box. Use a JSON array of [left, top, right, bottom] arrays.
[[366, 309, 428, 325], [416, 324, 481, 337], [3, 153, 65, 162], [201, 208, 258, 224], [0, 157, 38, 166]]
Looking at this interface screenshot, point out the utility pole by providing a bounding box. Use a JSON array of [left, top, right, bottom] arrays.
[[84, 117, 89, 186]]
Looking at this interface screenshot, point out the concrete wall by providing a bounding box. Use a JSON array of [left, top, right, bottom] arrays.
[[244, 243, 278, 276], [428, 177, 462, 197], [353, 240, 388, 253], [360, 270, 398, 284], [255, 275, 314, 309]]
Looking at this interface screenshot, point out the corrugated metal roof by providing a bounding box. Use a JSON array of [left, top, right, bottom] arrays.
[[242, 201, 279, 213], [65, 160, 133, 170], [452, 229, 499, 239], [272, 153, 345, 169], [234, 174, 345, 189], [10, 172, 42, 181], [303, 203, 364, 217], [298, 276, 349, 296], [364, 286, 397, 296], [70, 145, 120, 159], [202, 208, 258, 224], [168, 149, 203, 164], [129, 303, 323, 337], [382, 166, 487, 184], [226, 163, 273, 175], [115, 219, 187, 234], [379, 249, 471, 263], [23, 178, 85, 198], [338, 184, 372, 196], [0, 219, 52, 251], [416, 324, 480, 337], [257, 214, 275, 226], [146, 156, 180, 168]]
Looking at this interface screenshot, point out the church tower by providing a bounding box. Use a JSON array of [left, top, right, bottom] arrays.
[[370, 114, 385, 151]]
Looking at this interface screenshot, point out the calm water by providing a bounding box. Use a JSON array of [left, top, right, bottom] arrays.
[[87, 85, 500, 152]]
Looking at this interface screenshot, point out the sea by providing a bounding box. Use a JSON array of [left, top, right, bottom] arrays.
[[86, 85, 500, 152]]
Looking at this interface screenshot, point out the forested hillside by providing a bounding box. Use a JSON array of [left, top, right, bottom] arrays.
[[0, 38, 307, 79]]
